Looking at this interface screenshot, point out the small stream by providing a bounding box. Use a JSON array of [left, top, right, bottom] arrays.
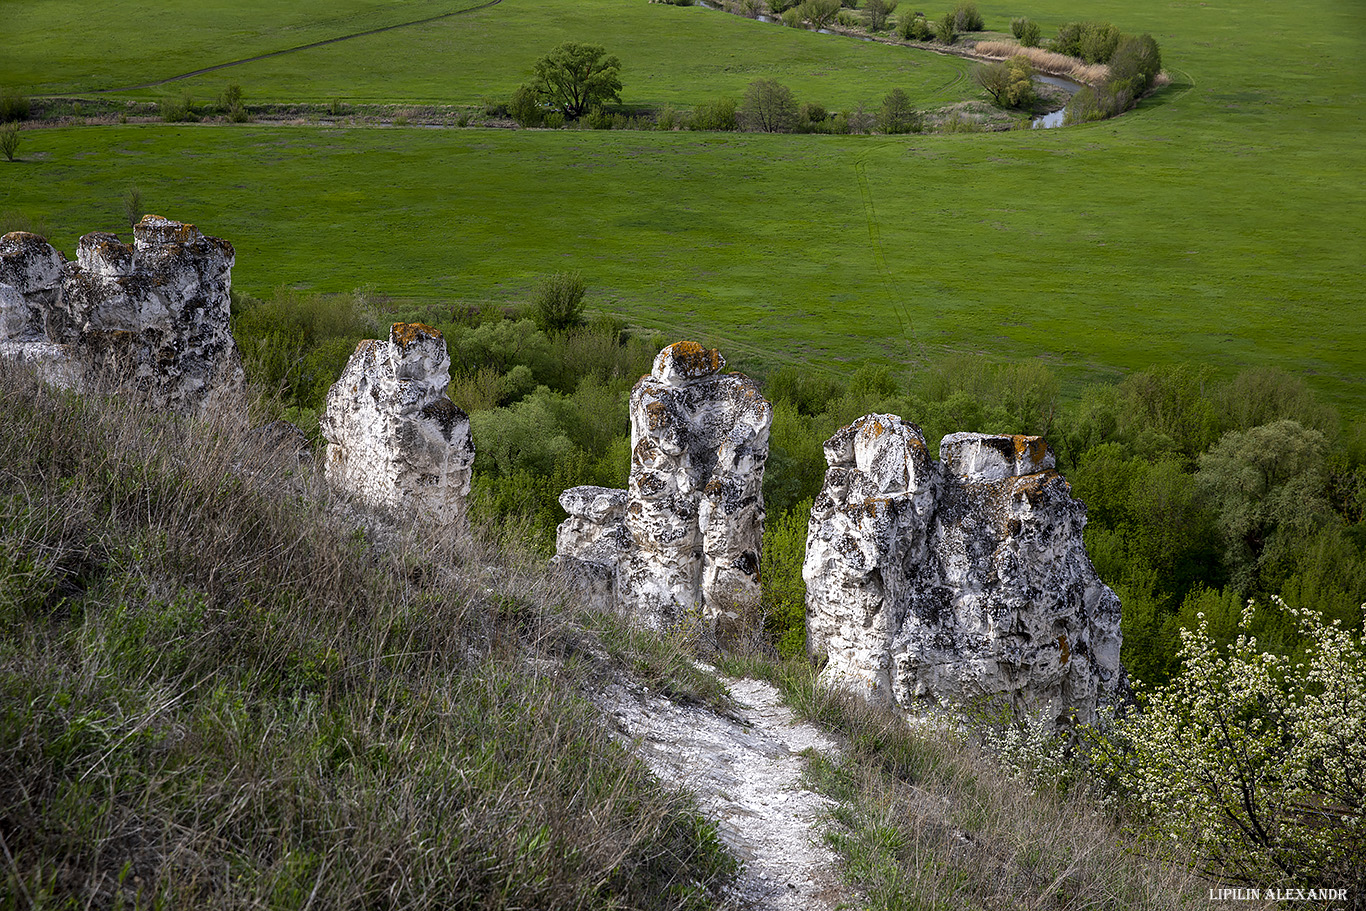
[[691, 0, 1084, 129], [1031, 74, 1082, 129]]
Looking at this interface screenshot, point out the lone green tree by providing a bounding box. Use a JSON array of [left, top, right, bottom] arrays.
[[531, 43, 623, 119]]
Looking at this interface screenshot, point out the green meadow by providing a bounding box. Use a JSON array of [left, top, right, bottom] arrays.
[[2, 0, 1364, 414]]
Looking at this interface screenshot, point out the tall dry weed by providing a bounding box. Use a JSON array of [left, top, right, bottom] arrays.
[[972, 39, 1111, 84]]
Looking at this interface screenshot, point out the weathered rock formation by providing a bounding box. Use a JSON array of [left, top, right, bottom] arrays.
[[804, 415, 1123, 728], [320, 322, 474, 532], [0, 216, 245, 411], [555, 342, 773, 630]]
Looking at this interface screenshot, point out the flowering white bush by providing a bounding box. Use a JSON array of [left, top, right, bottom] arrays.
[[1102, 597, 1365, 887]]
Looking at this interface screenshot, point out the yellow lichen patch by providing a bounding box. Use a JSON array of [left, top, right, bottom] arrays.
[[1013, 435, 1048, 464], [390, 321, 442, 348], [866, 418, 886, 437], [663, 340, 721, 376], [646, 400, 668, 430]]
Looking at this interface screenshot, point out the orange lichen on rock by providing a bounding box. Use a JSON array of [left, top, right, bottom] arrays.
[[1014, 435, 1049, 464], [390, 321, 442, 349]]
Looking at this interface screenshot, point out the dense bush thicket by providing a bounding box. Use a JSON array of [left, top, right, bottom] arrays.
[[1066, 33, 1163, 124]]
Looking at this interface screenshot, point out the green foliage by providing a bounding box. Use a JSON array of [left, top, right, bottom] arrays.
[[531, 42, 623, 119], [121, 185, 142, 228], [797, 0, 842, 29], [1196, 420, 1332, 593], [863, 0, 896, 31], [530, 271, 588, 333], [509, 83, 544, 127], [0, 88, 30, 123], [1052, 21, 1122, 64], [689, 96, 737, 131], [158, 91, 198, 123], [1099, 598, 1366, 888], [221, 82, 249, 122], [0, 123, 18, 163], [740, 79, 798, 132], [974, 56, 1036, 109], [876, 87, 921, 133], [760, 500, 811, 658], [934, 12, 956, 44], [948, 2, 983, 32], [896, 12, 932, 40], [1108, 33, 1163, 96], [229, 288, 380, 413], [1018, 18, 1041, 47]]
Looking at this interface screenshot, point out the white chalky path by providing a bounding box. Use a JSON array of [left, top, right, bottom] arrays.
[[598, 673, 849, 911]]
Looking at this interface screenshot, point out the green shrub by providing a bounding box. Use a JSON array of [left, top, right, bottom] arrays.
[[656, 104, 685, 131], [896, 13, 933, 40], [974, 56, 1037, 109], [949, 2, 982, 32], [1097, 597, 1366, 888], [0, 88, 30, 123], [781, 7, 802, 27], [760, 500, 812, 658], [1108, 33, 1163, 95], [864, 0, 897, 31], [1011, 16, 1041, 46], [1052, 21, 1121, 63], [740, 79, 798, 132], [690, 97, 738, 131], [0, 123, 19, 162], [159, 92, 197, 123], [877, 88, 921, 133], [798, 0, 841, 28], [934, 12, 956, 44], [530, 271, 587, 333], [509, 83, 544, 127], [796, 100, 829, 133]]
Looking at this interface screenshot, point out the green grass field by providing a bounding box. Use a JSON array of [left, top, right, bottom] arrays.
[[2, 0, 1363, 414], [4, 0, 974, 108]]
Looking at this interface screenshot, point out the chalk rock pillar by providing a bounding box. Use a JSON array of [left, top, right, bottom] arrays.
[[553, 342, 772, 630], [0, 216, 245, 410], [320, 322, 475, 532], [804, 414, 937, 703], [806, 425, 1124, 728]]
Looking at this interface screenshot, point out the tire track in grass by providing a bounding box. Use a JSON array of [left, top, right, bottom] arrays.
[[84, 0, 502, 94], [855, 147, 922, 356]]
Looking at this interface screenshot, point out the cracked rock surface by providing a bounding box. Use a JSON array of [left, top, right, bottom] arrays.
[[805, 415, 1124, 729], [598, 674, 847, 911], [555, 341, 772, 630]]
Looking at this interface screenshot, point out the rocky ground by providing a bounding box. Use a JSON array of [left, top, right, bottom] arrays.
[[597, 671, 850, 911]]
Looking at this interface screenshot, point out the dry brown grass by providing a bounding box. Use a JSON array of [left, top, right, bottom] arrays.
[[0, 360, 736, 910], [972, 39, 1111, 84]]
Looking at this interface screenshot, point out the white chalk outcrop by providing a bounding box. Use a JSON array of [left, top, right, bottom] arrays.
[[555, 342, 773, 630], [320, 322, 475, 533], [0, 216, 245, 411], [805, 416, 1123, 728]]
